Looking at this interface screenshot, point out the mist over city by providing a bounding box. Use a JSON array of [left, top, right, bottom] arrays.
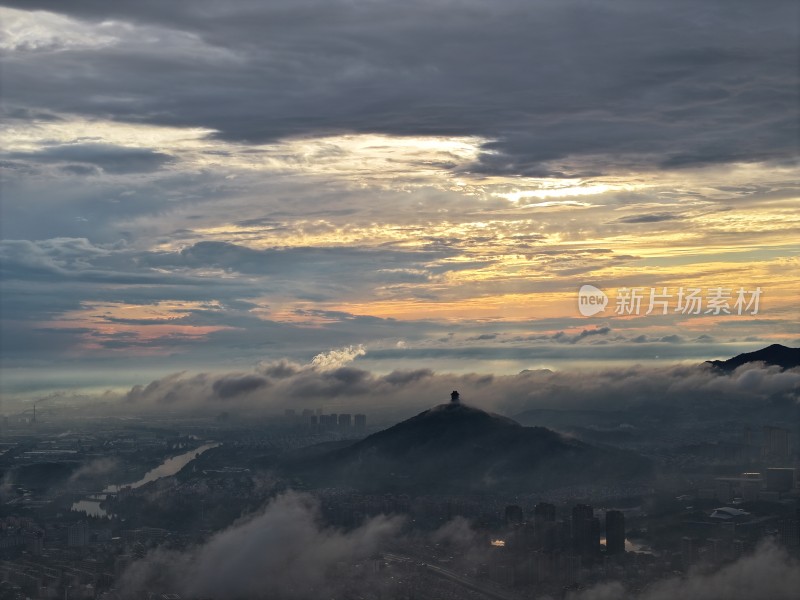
[[1, 1, 799, 599]]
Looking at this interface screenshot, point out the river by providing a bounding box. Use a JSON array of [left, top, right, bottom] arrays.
[[71, 442, 218, 518]]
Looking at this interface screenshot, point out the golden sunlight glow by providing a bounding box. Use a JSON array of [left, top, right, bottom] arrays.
[[3, 111, 797, 347], [494, 183, 634, 202]]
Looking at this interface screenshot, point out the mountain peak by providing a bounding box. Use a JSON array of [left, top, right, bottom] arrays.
[[295, 397, 651, 493], [404, 401, 521, 428], [706, 344, 800, 372], [384, 402, 522, 442]]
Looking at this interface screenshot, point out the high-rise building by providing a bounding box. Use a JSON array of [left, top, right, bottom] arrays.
[[778, 517, 799, 549], [354, 414, 367, 432], [23, 530, 43, 555], [707, 538, 727, 564], [559, 554, 582, 585], [572, 504, 596, 556], [605, 510, 625, 555], [534, 502, 556, 525], [797, 504, 800, 546], [533, 503, 557, 551], [765, 468, 795, 493], [743, 427, 754, 446], [762, 426, 790, 460], [505, 505, 524, 526], [68, 521, 89, 547], [718, 521, 735, 537], [338, 413, 352, 429], [681, 537, 696, 569]]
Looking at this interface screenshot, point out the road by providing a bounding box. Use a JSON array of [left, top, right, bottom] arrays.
[[381, 553, 524, 600]]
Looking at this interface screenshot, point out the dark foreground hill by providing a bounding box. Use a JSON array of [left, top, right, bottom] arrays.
[[707, 344, 800, 372], [288, 402, 651, 493]]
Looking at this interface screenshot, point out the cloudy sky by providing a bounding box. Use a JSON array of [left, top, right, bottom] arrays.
[[1, 0, 798, 403]]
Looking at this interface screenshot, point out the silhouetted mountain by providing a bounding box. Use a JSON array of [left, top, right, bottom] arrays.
[[707, 344, 800, 372], [291, 402, 651, 493]]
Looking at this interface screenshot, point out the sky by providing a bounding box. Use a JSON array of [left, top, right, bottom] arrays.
[[0, 0, 798, 407]]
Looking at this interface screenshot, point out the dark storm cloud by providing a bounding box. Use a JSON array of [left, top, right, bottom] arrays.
[[212, 374, 269, 399], [0, 238, 210, 285], [59, 164, 101, 176], [140, 240, 453, 279], [2, 0, 796, 175], [6, 143, 174, 174], [382, 368, 435, 386]]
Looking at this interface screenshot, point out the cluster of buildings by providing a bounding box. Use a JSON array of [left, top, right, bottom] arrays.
[[478, 502, 632, 589], [0, 514, 203, 600], [283, 408, 367, 434], [0, 516, 121, 599], [0, 517, 44, 557], [707, 468, 795, 504]]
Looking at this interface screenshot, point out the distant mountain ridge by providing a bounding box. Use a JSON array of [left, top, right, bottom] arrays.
[[290, 400, 651, 493], [706, 344, 800, 372]]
